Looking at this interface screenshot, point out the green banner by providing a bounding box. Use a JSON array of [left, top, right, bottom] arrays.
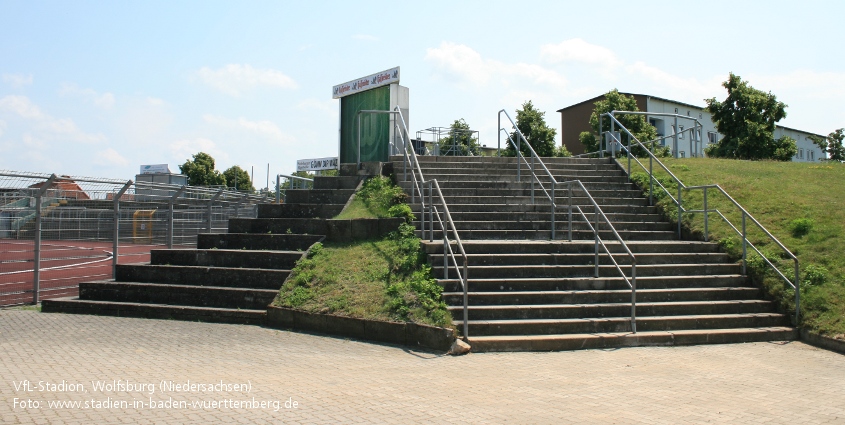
[[340, 85, 390, 164]]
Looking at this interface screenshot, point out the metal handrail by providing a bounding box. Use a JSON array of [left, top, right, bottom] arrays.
[[388, 107, 470, 339], [566, 179, 637, 332], [601, 112, 800, 322], [497, 108, 637, 332], [275, 174, 314, 203], [498, 109, 558, 238]]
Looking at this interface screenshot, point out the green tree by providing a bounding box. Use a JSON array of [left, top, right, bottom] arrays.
[[438, 118, 480, 156], [502, 101, 562, 157], [223, 165, 255, 192], [179, 152, 225, 186], [810, 128, 845, 162], [579, 89, 666, 156], [704, 73, 795, 161]]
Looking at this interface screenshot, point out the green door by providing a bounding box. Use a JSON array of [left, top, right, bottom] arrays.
[[340, 85, 390, 163]]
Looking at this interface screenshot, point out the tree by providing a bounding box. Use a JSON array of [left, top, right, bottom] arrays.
[[179, 152, 225, 186], [578, 89, 666, 156], [438, 118, 480, 156], [503, 100, 562, 157], [704, 73, 795, 161], [810, 128, 845, 162], [223, 165, 255, 192]]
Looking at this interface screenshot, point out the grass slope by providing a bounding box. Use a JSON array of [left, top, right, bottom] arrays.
[[631, 157, 844, 338]]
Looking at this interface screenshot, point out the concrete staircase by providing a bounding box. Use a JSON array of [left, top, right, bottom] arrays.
[[42, 175, 358, 323], [393, 155, 797, 351]]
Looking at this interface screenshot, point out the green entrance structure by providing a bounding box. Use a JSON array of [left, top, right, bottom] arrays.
[[333, 67, 409, 165]]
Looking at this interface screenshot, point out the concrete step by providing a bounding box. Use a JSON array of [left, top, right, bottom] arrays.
[[423, 240, 722, 255], [313, 176, 360, 190], [417, 229, 678, 241], [116, 264, 289, 290], [431, 252, 731, 267], [284, 189, 354, 204], [257, 203, 344, 219], [425, 187, 645, 199], [461, 313, 790, 336], [41, 297, 266, 325], [79, 280, 277, 310], [414, 211, 664, 224], [466, 327, 799, 352], [399, 180, 638, 191], [229, 217, 328, 235], [409, 203, 660, 215], [415, 173, 630, 184], [438, 275, 748, 292], [442, 287, 760, 306], [196, 233, 322, 251], [151, 249, 303, 269], [421, 195, 650, 207], [431, 263, 741, 279], [450, 300, 776, 320], [418, 220, 673, 232]]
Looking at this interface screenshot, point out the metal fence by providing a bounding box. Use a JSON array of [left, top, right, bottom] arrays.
[[0, 170, 272, 307]]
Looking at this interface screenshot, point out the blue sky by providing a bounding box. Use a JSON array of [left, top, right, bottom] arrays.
[[1, 0, 842, 187]]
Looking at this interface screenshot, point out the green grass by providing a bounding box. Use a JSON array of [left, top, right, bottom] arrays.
[[628, 157, 845, 338], [333, 176, 413, 220], [274, 224, 452, 329]]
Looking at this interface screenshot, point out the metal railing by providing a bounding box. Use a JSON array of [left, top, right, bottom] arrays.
[[601, 112, 801, 322], [0, 170, 270, 306], [385, 107, 470, 339], [275, 174, 314, 203], [497, 109, 638, 332]]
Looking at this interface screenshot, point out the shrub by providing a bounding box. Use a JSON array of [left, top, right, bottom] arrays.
[[803, 264, 829, 287], [789, 218, 813, 238]]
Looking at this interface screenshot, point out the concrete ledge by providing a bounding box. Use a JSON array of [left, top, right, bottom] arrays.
[[801, 328, 845, 356], [325, 218, 405, 243], [266, 306, 455, 352]]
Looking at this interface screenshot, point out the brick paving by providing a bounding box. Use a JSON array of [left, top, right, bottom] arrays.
[[1, 309, 844, 424]]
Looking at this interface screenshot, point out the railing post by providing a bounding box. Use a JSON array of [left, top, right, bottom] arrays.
[[703, 187, 709, 242], [530, 154, 535, 204], [594, 209, 600, 278], [567, 182, 572, 242], [428, 182, 434, 242], [627, 142, 631, 181], [516, 138, 521, 182], [462, 257, 469, 339], [275, 175, 281, 204], [631, 262, 637, 334], [443, 235, 448, 280], [794, 261, 800, 323], [677, 183, 683, 240], [33, 192, 42, 304], [113, 180, 132, 279], [648, 154, 654, 206], [550, 181, 555, 240], [741, 213, 747, 275]]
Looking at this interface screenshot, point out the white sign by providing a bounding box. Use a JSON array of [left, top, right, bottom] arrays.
[[332, 67, 400, 99], [297, 157, 339, 171], [140, 164, 171, 174]]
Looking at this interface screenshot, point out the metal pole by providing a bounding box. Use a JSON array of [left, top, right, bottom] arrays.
[[567, 183, 572, 242], [794, 262, 800, 323], [673, 115, 679, 158], [497, 113, 501, 157], [610, 117, 615, 158], [631, 263, 637, 334], [741, 213, 747, 275], [516, 135, 521, 182], [550, 181, 555, 240], [276, 175, 281, 204], [648, 153, 654, 206], [677, 184, 682, 239], [530, 154, 535, 204], [443, 236, 448, 279], [420, 181, 426, 239], [462, 257, 469, 339], [594, 209, 600, 278], [33, 174, 56, 304], [703, 187, 709, 242], [208, 188, 223, 233], [113, 180, 132, 278], [428, 181, 434, 242], [167, 185, 187, 249]]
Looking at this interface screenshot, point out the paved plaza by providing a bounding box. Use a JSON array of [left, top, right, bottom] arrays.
[[1, 308, 844, 424]]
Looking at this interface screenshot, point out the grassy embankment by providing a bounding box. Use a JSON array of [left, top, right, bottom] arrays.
[[629, 157, 844, 338], [273, 177, 451, 329]]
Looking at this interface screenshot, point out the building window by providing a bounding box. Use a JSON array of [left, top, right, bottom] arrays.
[[679, 125, 684, 139], [674, 107, 678, 113], [687, 110, 691, 116], [708, 132, 719, 144], [699, 113, 702, 119], [799, 148, 804, 159], [810, 151, 815, 161]]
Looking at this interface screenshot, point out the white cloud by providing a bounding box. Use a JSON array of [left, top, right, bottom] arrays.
[[95, 148, 129, 166], [353, 34, 379, 41], [2, 73, 33, 88], [146, 97, 165, 106], [748, 69, 845, 100], [202, 114, 290, 141], [169, 138, 229, 163], [540, 38, 622, 68], [296, 98, 336, 116], [59, 84, 115, 109], [195, 64, 298, 96], [425, 42, 568, 91], [625, 61, 719, 104], [0, 95, 106, 144]]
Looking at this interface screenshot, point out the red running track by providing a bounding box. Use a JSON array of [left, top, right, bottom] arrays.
[[0, 239, 163, 307]]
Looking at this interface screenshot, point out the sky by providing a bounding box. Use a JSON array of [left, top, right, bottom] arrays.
[[1, 0, 843, 188]]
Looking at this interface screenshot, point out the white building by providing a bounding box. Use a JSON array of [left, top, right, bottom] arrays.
[[558, 93, 825, 161]]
